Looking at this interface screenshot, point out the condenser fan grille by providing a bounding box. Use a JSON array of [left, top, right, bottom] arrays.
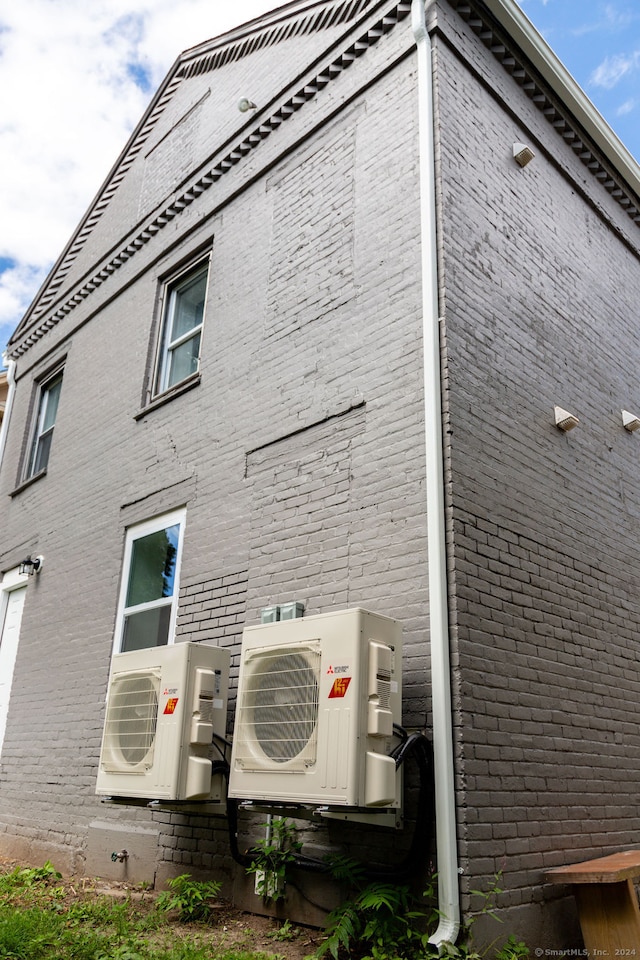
[[236, 645, 320, 769], [101, 672, 159, 772]]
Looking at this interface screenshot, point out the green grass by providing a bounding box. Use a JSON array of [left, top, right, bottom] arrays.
[[0, 862, 298, 960]]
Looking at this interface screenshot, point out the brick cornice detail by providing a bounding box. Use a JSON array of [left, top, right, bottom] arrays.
[[11, 0, 411, 359], [448, 0, 640, 227], [24, 2, 378, 331]]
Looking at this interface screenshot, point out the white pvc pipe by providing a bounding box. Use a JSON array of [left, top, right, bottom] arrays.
[[0, 355, 17, 475], [411, 0, 461, 946]]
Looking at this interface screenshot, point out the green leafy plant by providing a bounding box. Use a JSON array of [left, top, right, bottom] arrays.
[[16, 861, 62, 887], [313, 867, 529, 960], [155, 873, 222, 922], [0, 860, 62, 899], [0, 858, 301, 959], [245, 818, 302, 903], [0, 857, 528, 960], [0, 904, 59, 958], [323, 855, 367, 887], [96, 943, 147, 960], [267, 919, 299, 942], [316, 880, 429, 960], [494, 935, 529, 960]]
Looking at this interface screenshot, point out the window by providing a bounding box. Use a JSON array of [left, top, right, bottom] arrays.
[[115, 509, 186, 653], [155, 260, 209, 395], [25, 369, 63, 479]]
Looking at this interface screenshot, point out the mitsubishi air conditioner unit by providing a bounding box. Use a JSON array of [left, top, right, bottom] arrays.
[[96, 642, 230, 803], [229, 608, 401, 809]]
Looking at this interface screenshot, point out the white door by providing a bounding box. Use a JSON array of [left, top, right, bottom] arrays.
[[0, 570, 28, 756]]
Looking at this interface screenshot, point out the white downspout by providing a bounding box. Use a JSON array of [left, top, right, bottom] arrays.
[[411, 0, 461, 946], [0, 354, 17, 475]]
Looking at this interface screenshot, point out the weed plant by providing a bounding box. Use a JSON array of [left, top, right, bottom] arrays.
[[267, 920, 300, 943], [0, 861, 290, 960], [245, 818, 302, 903], [0, 857, 530, 960], [312, 860, 529, 960], [155, 874, 222, 922]]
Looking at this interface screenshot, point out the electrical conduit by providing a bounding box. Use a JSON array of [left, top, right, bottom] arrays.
[[411, 0, 461, 946]]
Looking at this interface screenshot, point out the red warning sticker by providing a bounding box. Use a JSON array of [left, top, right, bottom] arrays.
[[163, 697, 179, 714], [328, 677, 351, 699]]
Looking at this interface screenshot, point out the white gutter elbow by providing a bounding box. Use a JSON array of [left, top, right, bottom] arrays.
[[411, 0, 461, 948]]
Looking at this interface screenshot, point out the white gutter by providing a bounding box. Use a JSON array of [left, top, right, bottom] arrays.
[[0, 355, 17, 475], [412, 0, 460, 947], [482, 0, 640, 200]]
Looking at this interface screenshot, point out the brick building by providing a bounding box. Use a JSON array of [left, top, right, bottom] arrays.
[[1, 0, 640, 949], [0, 371, 7, 426]]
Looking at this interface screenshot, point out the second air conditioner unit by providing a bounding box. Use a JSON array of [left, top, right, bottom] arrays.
[[229, 608, 401, 809], [96, 641, 230, 803]]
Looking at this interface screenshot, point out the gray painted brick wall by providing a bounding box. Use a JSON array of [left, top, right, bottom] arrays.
[[0, 0, 427, 900], [1, 0, 639, 947], [436, 2, 640, 944]]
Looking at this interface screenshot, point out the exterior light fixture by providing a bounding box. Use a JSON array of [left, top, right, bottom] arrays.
[[513, 142, 535, 167], [622, 410, 640, 432], [554, 406, 579, 431], [19, 555, 43, 576], [238, 98, 257, 113]]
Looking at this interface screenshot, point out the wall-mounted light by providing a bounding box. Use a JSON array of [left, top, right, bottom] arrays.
[[238, 98, 257, 113], [19, 555, 43, 576], [554, 406, 579, 431], [622, 410, 640, 432], [513, 142, 535, 167]]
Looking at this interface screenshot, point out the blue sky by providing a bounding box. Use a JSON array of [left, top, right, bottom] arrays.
[[1, 0, 639, 367], [520, 0, 640, 159]]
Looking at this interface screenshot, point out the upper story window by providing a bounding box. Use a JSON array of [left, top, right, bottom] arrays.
[[115, 509, 186, 653], [154, 259, 209, 396], [25, 368, 64, 480]]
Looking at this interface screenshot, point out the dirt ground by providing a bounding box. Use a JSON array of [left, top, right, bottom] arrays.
[[99, 883, 325, 959], [0, 857, 325, 960]]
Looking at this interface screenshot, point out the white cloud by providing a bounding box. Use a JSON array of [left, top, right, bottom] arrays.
[[590, 51, 640, 88], [0, 263, 47, 323], [0, 0, 276, 353], [617, 97, 638, 115], [0, 261, 49, 360], [603, 3, 634, 29], [572, 4, 636, 38]]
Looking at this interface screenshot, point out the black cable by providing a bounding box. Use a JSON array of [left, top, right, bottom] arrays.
[[352, 733, 433, 880], [224, 734, 435, 882], [393, 722, 409, 742], [226, 796, 255, 868], [213, 732, 233, 751]]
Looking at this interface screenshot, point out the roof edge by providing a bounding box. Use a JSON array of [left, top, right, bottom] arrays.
[[182, 0, 344, 55], [480, 0, 640, 200]]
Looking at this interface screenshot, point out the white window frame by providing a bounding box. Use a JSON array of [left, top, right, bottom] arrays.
[[113, 508, 186, 655], [154, 257, 210, 396], [25, 367, 64, 480]]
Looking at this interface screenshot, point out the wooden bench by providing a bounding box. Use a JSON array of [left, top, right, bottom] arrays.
[[545, 850, 640, 953]]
